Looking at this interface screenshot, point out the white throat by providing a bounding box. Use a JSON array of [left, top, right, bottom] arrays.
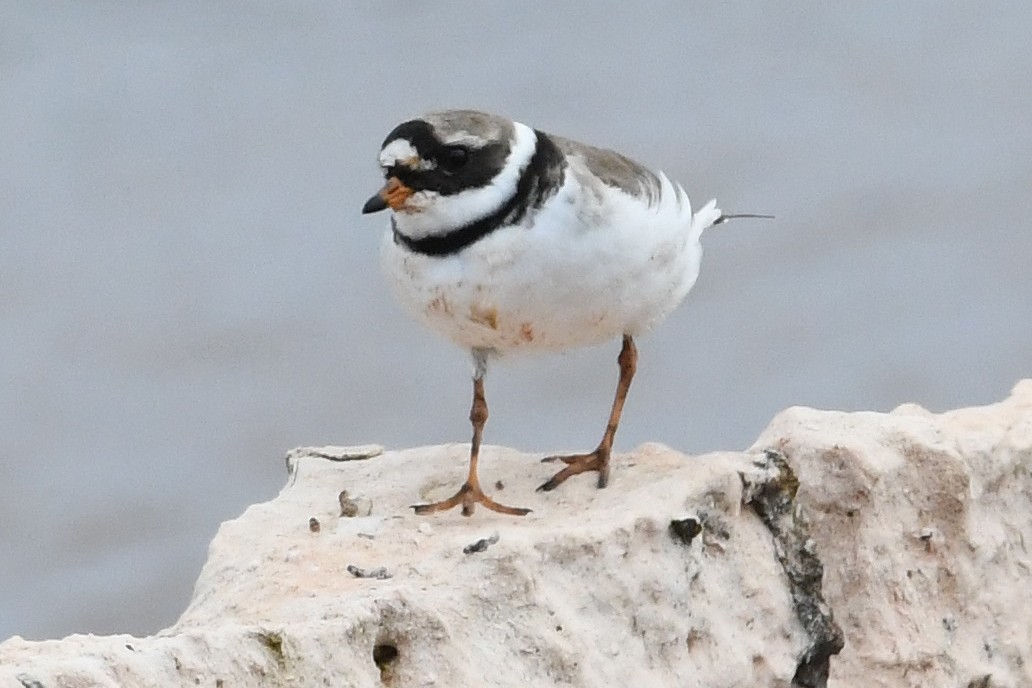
[[392, 122, 538, 240]]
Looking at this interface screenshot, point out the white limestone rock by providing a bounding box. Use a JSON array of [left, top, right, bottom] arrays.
[[2, 382, 1030, 687], [753, 379, 1032, 687]]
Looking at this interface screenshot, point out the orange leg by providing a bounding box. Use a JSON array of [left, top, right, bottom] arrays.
[[538, 335, 637, 492], [413, 370, 531, 517]]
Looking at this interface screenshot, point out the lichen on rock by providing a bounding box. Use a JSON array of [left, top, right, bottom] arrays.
[[742, 449, 844, 688]]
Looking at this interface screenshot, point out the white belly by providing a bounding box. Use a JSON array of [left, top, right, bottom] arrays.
[[379, 174, 710, 353]]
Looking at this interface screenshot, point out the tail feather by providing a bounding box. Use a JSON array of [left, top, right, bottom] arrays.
[[691, 199, 724, 236], [691, 200, 773, 238], [713, 210, 775, 226]]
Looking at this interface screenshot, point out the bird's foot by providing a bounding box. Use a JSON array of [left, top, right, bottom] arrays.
[[412, 481, 531, 517], [537, 448, 611, 492]]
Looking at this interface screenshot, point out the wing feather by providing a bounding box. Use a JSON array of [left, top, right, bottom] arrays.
[[548, 134, 663, 206]]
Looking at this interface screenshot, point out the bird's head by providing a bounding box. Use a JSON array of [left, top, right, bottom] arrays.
[[362, 110, 536, 239]]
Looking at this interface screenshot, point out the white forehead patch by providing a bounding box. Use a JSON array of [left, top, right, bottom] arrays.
[[379, 139, 420, 168], [390, 122, 538, 240], [438, 130, 488, 147]]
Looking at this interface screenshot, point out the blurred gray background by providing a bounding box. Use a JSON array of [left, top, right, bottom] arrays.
[[2, 2, 1030, 640]]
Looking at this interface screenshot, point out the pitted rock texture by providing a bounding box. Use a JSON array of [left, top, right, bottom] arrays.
[[753, 380, 1032, 687], [2, 380, 1030, 687]]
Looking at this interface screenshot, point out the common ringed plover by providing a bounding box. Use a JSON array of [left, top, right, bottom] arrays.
[[362, 109, 768, 516]]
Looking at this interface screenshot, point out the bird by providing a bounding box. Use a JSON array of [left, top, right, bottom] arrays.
[[362, 109, 768, 517]]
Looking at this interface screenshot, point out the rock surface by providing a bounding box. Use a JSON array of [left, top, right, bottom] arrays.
[[2, 381, 1030, 687]]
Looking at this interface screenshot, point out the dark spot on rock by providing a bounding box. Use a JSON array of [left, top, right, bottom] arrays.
[[308, 517, 321, 533], [463, 533, 500, 554], [701, 512, 731, 545], [16, 675, 45, 688], [373, 643, 399, 680], [347, 564, 392, 579], [743, 449, 844, 688], [669, 517, 703, 546], [495, 480, 505, 490], [967, 674, 992, 688], [255, 630, 286, 667], [339, 490, 360, 517]]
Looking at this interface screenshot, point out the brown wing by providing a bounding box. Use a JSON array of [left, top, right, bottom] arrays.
[[548, 134, 663, 206]]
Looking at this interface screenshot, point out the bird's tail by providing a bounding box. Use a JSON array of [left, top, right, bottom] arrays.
[[691, 200, 773, 239], [713, 207, 775, 226], [692, 199, 724, 236]]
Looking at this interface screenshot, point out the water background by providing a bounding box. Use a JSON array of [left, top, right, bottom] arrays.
[[2, 2, 1030, 639]]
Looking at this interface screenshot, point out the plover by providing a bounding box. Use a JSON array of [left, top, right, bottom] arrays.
[[362, 109, 767, 516]]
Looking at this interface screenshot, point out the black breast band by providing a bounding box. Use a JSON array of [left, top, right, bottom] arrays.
[[392, 130, 565, 258]]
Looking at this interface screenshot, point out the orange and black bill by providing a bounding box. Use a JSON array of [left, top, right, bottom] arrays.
[[362, 177, 413, 214]]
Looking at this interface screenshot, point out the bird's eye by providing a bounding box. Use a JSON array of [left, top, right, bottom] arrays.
[[440, 146, 469, 172]]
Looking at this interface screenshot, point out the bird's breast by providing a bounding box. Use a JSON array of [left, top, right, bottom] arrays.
[[379, 178, 702, 353]]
